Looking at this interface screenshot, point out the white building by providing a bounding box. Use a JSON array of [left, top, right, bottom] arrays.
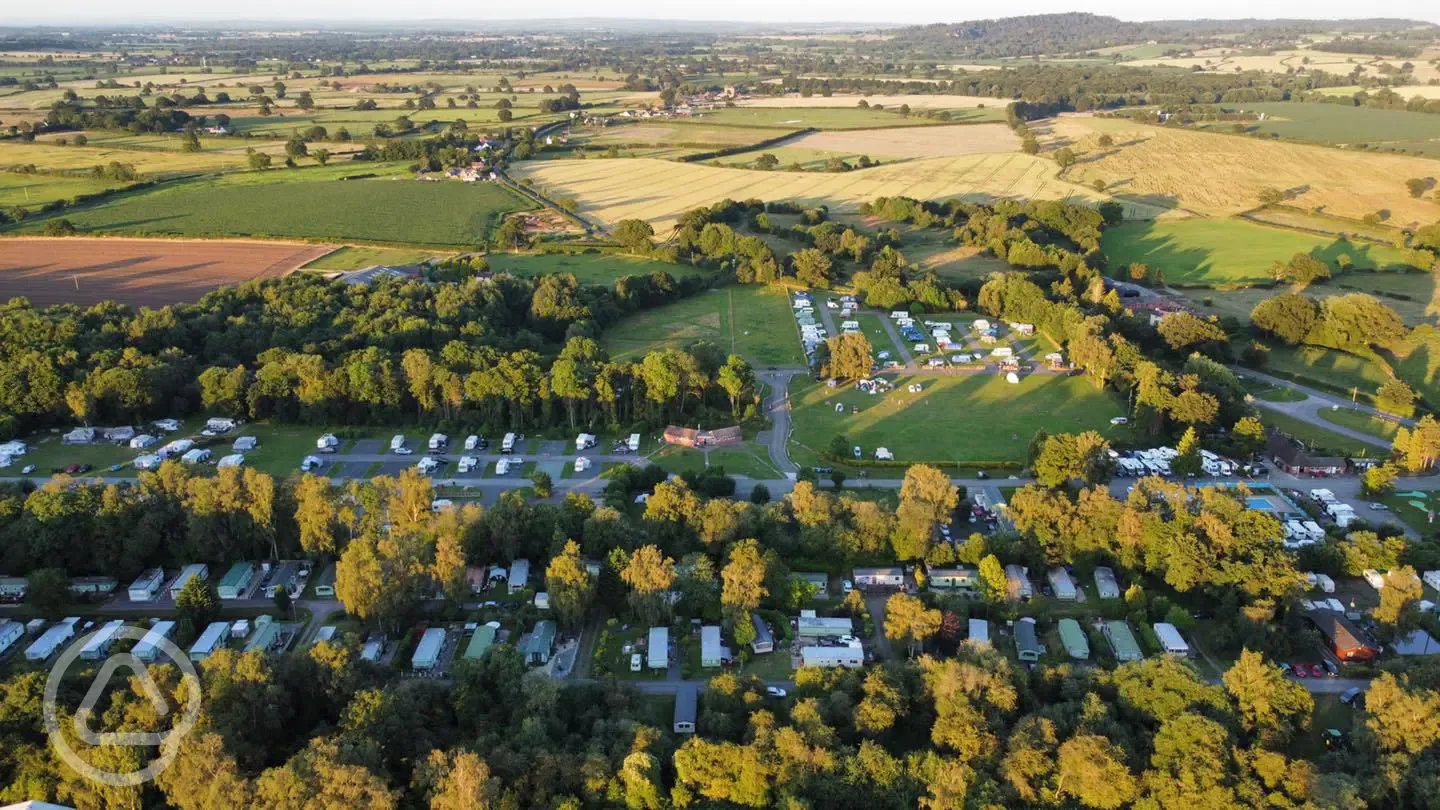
[[80, 620, 126, 661], [25, 618, 78, 661], [128, 568, 166, 602], [1048, 568, 1077, 601], [647, 626, 669, 670], [853, 567, 904, 588], [168, 564, 209, 600], [801, 645, 864, 668], [1153, 622, 1190, 656], [701, 625, 724, 668], [189, 621, 231, 661], [509, 559, 530, 594], [796, 616, 854, 639], [133, 621, 177, 663], [0, 620, 26, 656], [411, 628, 446, 670]]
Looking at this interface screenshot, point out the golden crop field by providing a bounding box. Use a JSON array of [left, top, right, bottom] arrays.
[[1318, 84, 1440, 99], [0, 141, 246, 176], [1044, 116, 1440, 227], [781, 123, 1020, 159], [738, 93, 1001, 110], [1129, 49, 1440, 83], [512, 153, 1155, 233]]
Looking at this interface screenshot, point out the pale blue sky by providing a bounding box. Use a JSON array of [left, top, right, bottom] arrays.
[[7, 2, 1440, 26]]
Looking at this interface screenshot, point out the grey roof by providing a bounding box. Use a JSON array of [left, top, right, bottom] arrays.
[[750, 613, 774, 647], [1015, 619, 1042, 655], [674, 684, 698, 727], [523, 620, 556, 657]]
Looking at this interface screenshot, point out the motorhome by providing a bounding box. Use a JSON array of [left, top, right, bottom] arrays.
[[390, 435, 407, 453], [428, 433, 448, 452], [576, 433, 597, 450], [501, 432, 517, 454]]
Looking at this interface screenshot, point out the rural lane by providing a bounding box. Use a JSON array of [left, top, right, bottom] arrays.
[[1233, 367, 1408, 449], [758, 369, 800, 476]]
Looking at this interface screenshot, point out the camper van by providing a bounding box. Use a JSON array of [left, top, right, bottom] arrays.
[[416, 457, 441, 474], [501, 432, 517, 454], [464, 435, 482, 451], [874, 448, 894, 461], [628, 434, 641, 452], [316, 433, 339, 452], [457, 456, 478, 474], [428, 433, 449, 452], [576, 433, 597, 450], [574, 457, 592, 473], [390, 435, 408, 454]]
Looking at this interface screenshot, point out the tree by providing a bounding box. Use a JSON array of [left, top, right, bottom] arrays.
[[750, 483, 770, 504], [825, 332, 873, 381], [1233, 416, 1266, 457], [1170, 427, 1203, 477], [614, 219, 655, 253], [884, 592, 942, 656], [978, 555, 1007, 602], [1393, 415, 1440, 472], [895, 465, 959, 560], [285, 136, 308, 158], [1361, 463, 1399, 497], [856, 669, 905, 734], [715, 355, 754, 420], [1221, 649, 1314, 746], [312, 148, 330, 166], [1270, 253, 1331, 285], [545, 540, 594, 629], [1407, 177, 1430, 198], [180, 128, 201, 152], [1156, 312, 1226, 352], [25, 567, 69, 615], [420, 749, 498, 810], [621, 545, 676, 626], [530, 470, 553, 498], [1374, 565, 1423, 626], [1031, 431, 1111, 487], [1054, 147, 1076, 168], [247, 151, 272, 171], [1056, 735, 1136, 809], [294, 474, 339, 556], [1250, 294, 1317, 345], [721, 539, 769, 635], [1097, 134, 1115, 147], [273, 587, 293, 618], [1257, 187, 1285, 205], [175, 574, 219, 630], [1376, 378, 1417, 418], [1021, 137, 1039, 155], [792, 248, 834, 288]]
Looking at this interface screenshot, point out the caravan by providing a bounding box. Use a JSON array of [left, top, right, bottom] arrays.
[[501, 432, 517, 454], [576, 433, 597, 450]]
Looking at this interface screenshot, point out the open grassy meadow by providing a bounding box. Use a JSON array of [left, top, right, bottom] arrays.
[[1101, 218, 1414, 286], [1206, 102, 1440, 158], [0, 172, 114, 207], [487, 252, 705, 284], [15, 165, 534, 246], [601, 285, 802, 366], [304, 245, 448, 271], [512, 153, 1133, 233], [1047, 116, 1440, 227], [788, 373, 1128, 464]]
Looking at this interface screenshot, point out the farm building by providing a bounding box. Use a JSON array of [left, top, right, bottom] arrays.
[[1014, 618, 1044, 662], [1005, 565, 1033, 602], [968, 619, 991, 649], [314, 563, 337, 598], [411, 628, 447, 670], [217, 562, 255, 600], [189, 621, 232, 661], [128, 568, 166, 602], [750, 613, 775, 654], [1104, 621, 1144, 662], [853, 567, 904, 589], [168, 564, 209, 600], [0, 577, 27, 601], [1058, 619, 1089, 660], [701, 625, 724, 668], [1153, 623, 1190, 655], [509, 559, 531, 594], [0, 620, 23, 656], [133, 621, 177, 663], [929, 567, 978, 589], [522, 620, 556, 665], [674, 684, 698, 734], [69, 577, 117, 596], [801, 646, 864, 668], [1094, 567, 1121, 600], [25, 619, 78, 661], [648, 627, 670, 670], [1309, 612, 1379, 662], [790, 572, 829, 598], [1048, 568, 1077, 601], [464, 625, 497, 660], [796, 616, 853, 639], [80, 620, 126, 661]]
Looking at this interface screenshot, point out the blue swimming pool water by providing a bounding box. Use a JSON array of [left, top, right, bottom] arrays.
[[1246, 497, 1272, 510]]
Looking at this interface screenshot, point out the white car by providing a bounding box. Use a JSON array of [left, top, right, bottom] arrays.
[[765, 686, 787, 698], [1109, 417, 1129, 426], [394, 446, 414, 455], [842, 580, 854, 593]]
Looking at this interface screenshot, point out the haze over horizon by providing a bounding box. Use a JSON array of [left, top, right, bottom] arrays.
[[5, 3, 1440, 27]]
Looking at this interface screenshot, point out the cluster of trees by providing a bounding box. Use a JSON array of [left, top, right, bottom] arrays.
[[1250, 292, 1409, 354], [863, 195, 1117, 269]]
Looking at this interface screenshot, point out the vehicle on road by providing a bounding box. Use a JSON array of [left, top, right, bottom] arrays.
[[1340, 687, 1363, 704], [1369, 503, 1389, 511], [395, 446, 413, 455], [1323, 660, 1339, 677], [766, 686, 787, 698], [20, 465, 34, 474]]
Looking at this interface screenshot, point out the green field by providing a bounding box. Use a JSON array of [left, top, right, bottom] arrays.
[[1261, 344, 1393, 397], [601, 285, 803, 366], [1102, 218, 1414, 286], [1218, 102, 1440, 158], [693, 106, 976, 130], [0, 171, 114, 207], [1316, 407, 1402, 441], [14, 164, 533, 246], [789, 373, 1128, 464], [304, 245, 448, 270], [652, 442, 782, 479], [487, 252, 705, 284], [1259, 409, 1386, 458]]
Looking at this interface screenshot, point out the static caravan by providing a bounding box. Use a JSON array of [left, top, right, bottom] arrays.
[[674, 685, 698, 734], [1048, 568, 1077, 601], [802, 646, 864, 668], [1364, 569, 1388, 591], [509, 559, 530, 594], [0, 576, 27, 601], [69, 576, 117, 596], [1005, 565, 1033, 602], [796, 617, 853, 639], [1104, 621, 1144, 662], [128, 568, 166, 602], [1014, 618, 1044, 662], [180, 448, 212, 465], [1425, 571, 1440, 593], [217, 562, 254, 600], [427, 433, 448, 451], [647, 627, 669, 670], [967, 619, 991, 649], [701, 625, 724, 668], [853, 567, 905, 589], [1094, 567, 1121, 600], [313, 563, 337, 598], [627, 434, 641, 452], [390, 435, 407, 452], [464, 625, 496, 661], [1315, 573, 1336, 593], [232, 436, 258, 452], [24, 618, 78, 661], [189, 621, 232, 662], [168, 564, 209, 600], [501, 433, 517, 454], [1153, 622, 1190, 656], [0, 620, 23, 656], [750, 613, 775, 654], [1058, 619, 1090, 660], [217, 453, 245, 469], [133, 620, 177, 663], [411, 628, 447, 671], [576, 433, 597, 450], [80, 620, 126, 661]]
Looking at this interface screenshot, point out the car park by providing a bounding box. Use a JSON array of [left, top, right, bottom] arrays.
[[1322, 660, 1339, 676]]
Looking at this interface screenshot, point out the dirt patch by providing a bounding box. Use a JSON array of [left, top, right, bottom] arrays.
[[0, 237, 332, 308], [509, 209, 583, 236], [783, 124, 1019, 159]]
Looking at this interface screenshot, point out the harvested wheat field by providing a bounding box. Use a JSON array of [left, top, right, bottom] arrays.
[[1045, 116, 1440, 227], [780, 123, 1020, 159], [512, 153, 1156, 233], [739, 94, 1000, 110], [0, 238, 331, 308]]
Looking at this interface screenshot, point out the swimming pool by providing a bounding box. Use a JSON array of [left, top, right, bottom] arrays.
[[1246, 497, 1272, 510]]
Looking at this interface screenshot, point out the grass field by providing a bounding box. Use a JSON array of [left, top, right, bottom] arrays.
[[737, 94, 1004, 112], [1316, 407, 1403, 441], [1262, 345, 1394, 398], [574, 122, 796, 148], [304, 245, 448, 270], [14, 165, 534, 246], [652, 442, 782, 479], [0, 172, 115, 207], [1047, 116, 1440, 228], [511, 153, 1134, 233], [893, 226, 1010, 281], [788, 373, 1128, 464], [0, 140, 252, 176], [601, 285, 802, 366], [1242, 206, 1403, 243], [1206, 102, 1440, 158], [1101, 218, 1415, 285], [773, 123, 1020, 159], [1259, 409, 1387, 458], [695, 106, 990, 129], [487, 252, 705, 284]]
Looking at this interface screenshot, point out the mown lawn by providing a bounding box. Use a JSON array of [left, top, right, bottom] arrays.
[[601, 285, 803, 366], [788, 373, 1128, 464], [652, 442, 782, 480], [1259, 410, 1388, 458], [1316, 408, 1403, 441], [304, 245, 449, 270], [487, 252, 705, 284]]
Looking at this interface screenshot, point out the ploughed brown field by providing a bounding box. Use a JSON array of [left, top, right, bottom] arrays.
[[0, 237, 332, 308]]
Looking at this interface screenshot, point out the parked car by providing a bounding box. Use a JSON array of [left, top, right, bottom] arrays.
[[813, 466, 833, 475], [394, 446, 413, 455], [1322, 660, 1340, 677], [1369, 503, 1390, 511], [1278, 662, 1292, 675], [852, 446, 861, 459], [20, 465, 34, 474], [1340, 687, 1363, 704], [765, 686, 787, 698], [1308, 664, 1324, 678], [1292, 663, 1308, 678]]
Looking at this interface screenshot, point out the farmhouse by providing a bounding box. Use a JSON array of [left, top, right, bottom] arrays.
[[1058, 619, 1089, 660], [1094, 567, 1121, 600], [790, 572, 829, 598], [411, 628, 447, 670], [1005, 565, 1033, 602], [674, 684, 698, 734], [1104, 621, 1144, 662], [802, 645, 864, 668], [521, 620, 556, 665], [1310, 612, 1378, 662], [217, 562, 254, 600], [189, 621, 232, 661], [0, 620, 23, 656], [1048, 568, 1077, 601], [80, 620, 126, 661], [168, 564, 209, 600], [853, 567, 904, 589], [464, 625, 496, 660], [648, 627, 670, 670], [133, 620, 177, 663], [1014, 618, 1044, 662], [967, 619, 990, 649], [700, 625, 725, 668], [750, 613, 775, 654], [929, 567, 978, 589], [128, 568, 166, 602], [797, 616, 853, 639], [1154, 622, 1190, 656], [1267, 432, 1345, 476], [25, 619, 78, 661]]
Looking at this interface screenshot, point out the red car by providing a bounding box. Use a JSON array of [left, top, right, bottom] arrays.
[[1292, 663, 1308, 678], [1308, 664, 1325, 678]]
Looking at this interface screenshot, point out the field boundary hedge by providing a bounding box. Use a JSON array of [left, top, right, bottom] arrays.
[[678, 128, 817, 163]]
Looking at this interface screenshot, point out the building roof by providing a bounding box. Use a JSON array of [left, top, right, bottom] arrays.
[[191, 621, 231, 655], [968, 619, 990, 645], [1015, 618, 1043, 655], [1153, 622, 1189, 651], [796, 616, 853, 635], [129, 568, 164, 590], [315, 562, 337, 589], [1309, 611, 1376, 654], [464, 625, 497, 660], [854, 567, 903, 577], [648, 626, 669, 668], [1094, 567, 1120, 599], [1266, 431, 1345, 470], [1104, 621, 1143, 660], [219, 562, 252, 589], [662, 426, 700, 444], [412, 628, 446, 667], [1048, 567, 1076, 596], [510, 559, 530, 585], [674, 683, 698, 727], [751, 613, 774, 647], [701, 625, 723, 662], [523, 620, 556, 657], [1057, 618, 1089, 658], [791, 572, 828, 586]]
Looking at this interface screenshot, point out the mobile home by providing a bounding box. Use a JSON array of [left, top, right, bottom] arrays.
[[24, 618, 78, 661], [168, 564, 209, 600], [967, 619, 991, 649], [648, 627, 669, 670], [189, 621, 232, 661], [853, 567, 904, 589], [313, 563, 337, 598], [1153, 622, 1190, 656], [1014, 618, 1044, 662], [796, 616, 853, 639], [1047, 568, 1077, 601], [1058, 618, 1090, 660], [674, 684, 698, 734], [700, 625, 724, 668], [508, 559, 530, 594], [0, 620, 23, 656], [750, 613, 774, 654], [411, 628, 447, 670], [801, 645, 864, 668], [1094, 567, 1121, 600], [80, 620, 126, 661], [1005, 565, 1033, 602], [217, 562, 254, 600], [128, 568, 166, 602], [1104, 621, 1144, 662], [133, 620, 177, 663], [929, 568, 978, 589]]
